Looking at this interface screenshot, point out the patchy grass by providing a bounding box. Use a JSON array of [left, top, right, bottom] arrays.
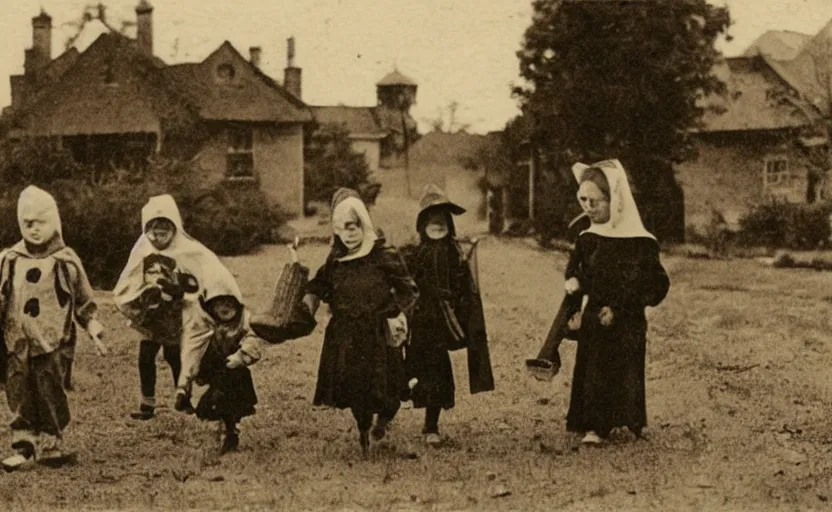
[[3, 210, 832, 510]]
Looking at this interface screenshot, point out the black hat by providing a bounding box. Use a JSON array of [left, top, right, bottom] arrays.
[[418, 184, 466, 215]]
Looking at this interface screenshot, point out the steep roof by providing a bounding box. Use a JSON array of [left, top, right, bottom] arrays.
[[161, 42, 311, 123], [403, 130, 490, 167], [697, 56, 821, 133], [377, 69, 417, 87], [311, 106, 387, 139], [9, 32, 191, 135], [766, 18, 832, 113], [743, 30, 813, 61]]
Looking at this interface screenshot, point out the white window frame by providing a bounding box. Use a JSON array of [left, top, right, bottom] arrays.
[[226, 125, 255, 181], [763, 156, 789, 192]]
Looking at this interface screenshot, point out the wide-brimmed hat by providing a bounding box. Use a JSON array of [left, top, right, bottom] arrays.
[[418, 184, 466, 215]]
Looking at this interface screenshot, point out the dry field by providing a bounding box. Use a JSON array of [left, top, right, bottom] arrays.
[[2, 185, 832, 511]]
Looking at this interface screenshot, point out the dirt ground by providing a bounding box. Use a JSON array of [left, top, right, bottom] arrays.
[[3, 190, 832, 511]]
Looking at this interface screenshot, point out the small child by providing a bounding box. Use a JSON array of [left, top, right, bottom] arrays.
[[402, 184, 494, 446], [0, 186, 107, 471], [303, 188, 419, 455], [193, 272, 261, 454], [114, 195, 202, 420]]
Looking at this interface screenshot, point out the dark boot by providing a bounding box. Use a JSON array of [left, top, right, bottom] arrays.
[[371, 415, 390, 442], [130, 403, 155, 421], [221, 430, 239, 454], [174, 391, 195, 414]]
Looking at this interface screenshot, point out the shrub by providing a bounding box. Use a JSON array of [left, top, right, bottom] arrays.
[[181, 185, 287, 256], [737, 201, 832, 250], [304, 123, 381, 206], [0, 144, 287, 289]]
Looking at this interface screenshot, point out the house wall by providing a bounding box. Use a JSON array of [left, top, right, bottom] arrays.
[[255, 124, 304, 217], [676, 133, 811, 233], [350, 139, 381, 172], [194, 123, 305, 217]]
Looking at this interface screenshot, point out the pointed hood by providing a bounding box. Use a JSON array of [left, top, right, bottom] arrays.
[[15, 185, 65, 256], [114, 195, 231, 311], [330, 187, 378, 262], [571, 159, 656, 240], [141, 194, 184, 235]]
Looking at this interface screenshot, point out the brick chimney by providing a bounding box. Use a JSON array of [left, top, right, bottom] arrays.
[[283, 37, 302, 99], [30, 10, 52, 69], [249, 46, 262, 68], [135, 0, 153, 58]]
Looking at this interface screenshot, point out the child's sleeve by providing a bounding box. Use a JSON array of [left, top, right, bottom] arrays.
[[66, 251, 98, 330], [381, 246, 420, 317], [564, 236, 585, 282], [640, 242, 670, 308], [305, 260, 333, 303]]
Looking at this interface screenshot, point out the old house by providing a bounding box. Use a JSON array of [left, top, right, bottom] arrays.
[[676, 54, 827, 235], [3, 3, 312, 216], [310, 70, 419, 172]]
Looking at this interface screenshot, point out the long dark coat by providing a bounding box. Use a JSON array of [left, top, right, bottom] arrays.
[[565, 233, 669, 437], [306, 242, 418, 414], [402, 239, 469, 409]]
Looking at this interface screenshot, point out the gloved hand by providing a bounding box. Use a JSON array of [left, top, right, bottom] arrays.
[[157, 276, 184, 300]]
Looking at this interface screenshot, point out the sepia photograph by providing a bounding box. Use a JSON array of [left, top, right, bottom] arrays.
[[1, 0, 832, 509]]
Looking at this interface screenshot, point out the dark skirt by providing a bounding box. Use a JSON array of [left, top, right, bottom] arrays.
[[405, 301, 455, 410], [313, 314, 407, 414], [566, 306, 647, 437], [196, 367, 257, 422]]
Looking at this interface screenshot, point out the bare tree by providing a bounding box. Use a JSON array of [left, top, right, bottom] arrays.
[[421, 101, 475, 134]]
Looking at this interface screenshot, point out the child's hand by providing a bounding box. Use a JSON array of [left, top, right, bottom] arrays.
[[564, 278, 581, 295], [598, 306, 614, 327], [87, 319, 108, 356], [567, 311, 582, 331], [225, 352, 245, 369]]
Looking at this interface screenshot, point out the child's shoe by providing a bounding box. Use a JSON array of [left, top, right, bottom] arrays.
[[1, 442, 35, 472], [424, 433, 441, 447], [581, 431, 603, 445], [174, 391, 195, 414], [38, 436, 77, 468], [220, 430, 239, 454], [371, 416, 390, 442], [130, 403, 156, 421]]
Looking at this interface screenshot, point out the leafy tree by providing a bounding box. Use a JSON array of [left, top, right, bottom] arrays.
[[516, 0, 730, 164], [304, 123, 381, 208], [513, 0, 730, 241]]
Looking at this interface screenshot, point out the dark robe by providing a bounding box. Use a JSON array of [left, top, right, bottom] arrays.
[[403, 232, 495, 409], [195, 316, 258, 423], [306, 242, 418, 415], [565, 233, 669, 437], [402, 239, 469, 409]]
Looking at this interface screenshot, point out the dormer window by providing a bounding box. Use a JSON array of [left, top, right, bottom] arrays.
[[216, 63, 236, 84]]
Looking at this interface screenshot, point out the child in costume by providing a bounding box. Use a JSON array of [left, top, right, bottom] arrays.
[[302, 188, 419, 455], [565, 159, 669, 445], [113, 194, 218, 419], [193, 266, 262, 454], [0, 186, 107, 471], [402, 184, 494, 446]]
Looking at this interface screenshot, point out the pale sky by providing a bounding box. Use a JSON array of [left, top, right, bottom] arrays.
[[2, 0, 832, 134]]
